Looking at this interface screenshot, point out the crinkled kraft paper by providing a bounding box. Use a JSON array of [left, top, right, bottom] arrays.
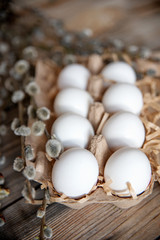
[[26, 54, 160, 209]]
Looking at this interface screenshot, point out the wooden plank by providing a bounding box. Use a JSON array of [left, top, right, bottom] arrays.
[[0, 144, 41, 210], [1, 105, 24, 209], [1, 197, 67, 240], [103, 191, 160, 240], [14, 0, 160, 48], [0, 104, 31, 208], [1, 105, 20, 150], [0, 145, 26, 209], [0, 134, 40, 209], [1, 183, 159, 240], [1, 105, 160, 238], [68, 185, 160, 240], [0, 1, 160, 239], [130, 214, 160, 240]]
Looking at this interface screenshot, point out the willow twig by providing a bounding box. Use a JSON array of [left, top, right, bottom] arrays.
[[18, 100, 34, 203], [39, 189, 47, 240]]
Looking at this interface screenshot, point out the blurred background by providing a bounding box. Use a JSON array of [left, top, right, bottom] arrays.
[[14, 0, 160, 49], [0, 1, 160, 239]]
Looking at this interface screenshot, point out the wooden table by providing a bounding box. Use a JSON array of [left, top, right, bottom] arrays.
[[1, 134, 160, 240], [1, 0, 160, 239], [15, 0, 160, 49]]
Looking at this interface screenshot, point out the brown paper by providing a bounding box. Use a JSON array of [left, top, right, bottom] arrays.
[[88, 102, 105, 132], [136, 58, 160, 77], [87, 75, 104, 101], [88, 54, 103, 75], [26, 54, 160, 209], [88, 135, 111, 175]]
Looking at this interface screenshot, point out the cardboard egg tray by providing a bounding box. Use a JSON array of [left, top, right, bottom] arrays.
[[26, 53, 160, 209]]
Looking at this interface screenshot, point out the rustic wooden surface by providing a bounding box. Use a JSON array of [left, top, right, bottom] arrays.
[[1, 0, 160, 239], [15, 0, 160, 49]]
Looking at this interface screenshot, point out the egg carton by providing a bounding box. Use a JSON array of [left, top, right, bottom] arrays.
[[26, 53, 160, 209]]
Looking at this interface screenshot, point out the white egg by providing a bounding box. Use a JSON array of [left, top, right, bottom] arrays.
[[58, 64, 90, 90], [54, 88, 93, 117], [104, 147, 152, 196], [51, 113, 94, 148], [101, 61, 136, 84], [52, 148, 99, 198], [102, 83, 143, 115], [102, 112, 145, 151]]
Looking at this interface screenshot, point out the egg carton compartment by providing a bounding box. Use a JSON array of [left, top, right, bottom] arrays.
[[25, 53, 160, 209]]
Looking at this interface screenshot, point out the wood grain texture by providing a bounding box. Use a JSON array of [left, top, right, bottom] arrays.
[[0, 1, 160, 239], [15, 0, 160, 48], [1, 115, 160, 239], [1, 183, 159, 240]]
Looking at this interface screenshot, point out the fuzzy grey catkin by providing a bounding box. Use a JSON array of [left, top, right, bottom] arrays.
[[14, 125, 31, 136], [36, 206, 46, 218], [0, 125, 7, 136], [36, 107, 51, 121], [14, 59, 30, 75], [23, 46, 38, 60], [4, 78, 15, 91], [24, 145, 35, 161], [43, 226, 53, 239], [45, 139, 62, 158], [13, 157, 25, 172], [25, 82, 40, 96], [23, 166, 36, 180], [31, 121, 46, 136], [11, 90, 25, 103], [0, 188, 10, 200], [11, 118, 20, 131], [21, 182, 36, 202], [0, 155, 6, 166]]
